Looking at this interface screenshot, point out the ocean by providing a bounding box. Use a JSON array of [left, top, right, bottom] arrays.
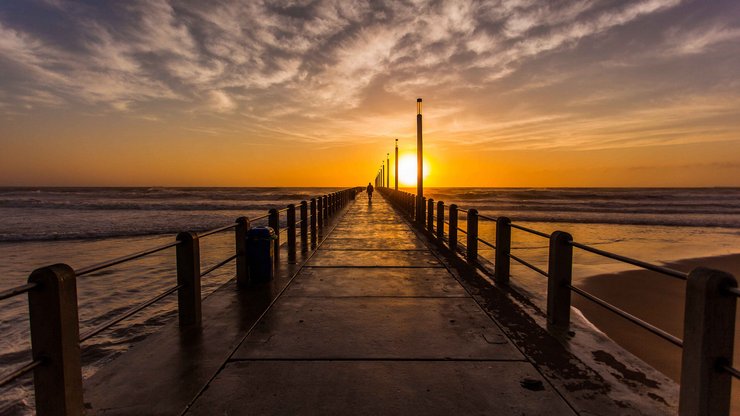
[[1, 187, 739, 414]]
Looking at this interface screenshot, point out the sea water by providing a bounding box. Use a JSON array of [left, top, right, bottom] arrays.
[[1, 187, 739, 414]]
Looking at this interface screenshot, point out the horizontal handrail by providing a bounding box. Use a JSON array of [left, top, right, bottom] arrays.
[[457, 227, 467, 235], [251, 213, 269, 222], [570, 241, 688, 281], [277, 207, 289, 213], [80, 284, 181, 342], [479, 214, 497, 221], [75, 240, 180, 277], [198, 223, 237, 238], [511, 223, 550, 238], [722, 364, 740, 379], [569, 284, 683, 347], [0, 282, 38, 301], [478, 237, 496, 250], [201, 254, 237, 277], [727, 286, 740, 297], [0, 359, 42, 387], [510, 253, 548, 278]]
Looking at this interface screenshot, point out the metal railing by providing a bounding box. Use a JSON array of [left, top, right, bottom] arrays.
[[379, 187, 738, 416], [0, 187, 361, 415]]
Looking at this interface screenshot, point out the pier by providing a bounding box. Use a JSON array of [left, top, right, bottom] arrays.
[[0, 187, 737, 415]]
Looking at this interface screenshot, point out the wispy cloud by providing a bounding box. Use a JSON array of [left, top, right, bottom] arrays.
[[1, 0, 739, 151]]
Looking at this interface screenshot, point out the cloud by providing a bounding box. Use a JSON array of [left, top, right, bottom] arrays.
[[1, 0, 738, 151], [665, 23, 740, 55], [206, 90, 236, 113]]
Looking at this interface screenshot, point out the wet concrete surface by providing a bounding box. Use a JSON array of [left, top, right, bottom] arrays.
[[285, 267, 467, 297], [305, 249, 442, 267], [186, 193, 575, 415], [186, 361, 574, 415], [86, 193, 577, 415], [232, 296, 519, 360]]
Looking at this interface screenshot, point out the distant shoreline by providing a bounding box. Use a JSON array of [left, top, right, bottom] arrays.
[[574, 253, 740, 412]]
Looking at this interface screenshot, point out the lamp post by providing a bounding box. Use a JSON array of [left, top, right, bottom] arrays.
[[394, 139, 399, 191], [416, 98, 424, 223], [381, 161, 385, 188], [386, 153, 390, 188]]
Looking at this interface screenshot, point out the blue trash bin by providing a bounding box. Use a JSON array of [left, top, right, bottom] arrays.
[[246, 226, 276, 283]]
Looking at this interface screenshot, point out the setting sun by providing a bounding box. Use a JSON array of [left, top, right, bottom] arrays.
[[397, 154, 430, 186]]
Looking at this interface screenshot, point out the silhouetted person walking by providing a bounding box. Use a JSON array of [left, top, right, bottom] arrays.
[[367, 183, 374, 202]]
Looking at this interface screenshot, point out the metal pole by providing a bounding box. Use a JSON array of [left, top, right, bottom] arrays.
[[436, 201, 444, 240], [310, 198, 317, 248], [387, 153, 390, 188], [176, 232, 202, 326], [495, 217, 511, 285], [317, 196, 324, 229], [300, 201, 308, 253], [323, 195, 329, 220], [395, 139, 399, 190], [235, 217, 250, 288], [449, 204, 458, 252], [466, 209, 478, 264], [268, 209, 280, 264], [547, 231, 573, 329], [427, 198, 434, 232], [679, 268, 737, 416], [416, 98, 423, 223], [28, 264, 83, 416], [287, 204, 296, 262], [382, 163, 385, 188]]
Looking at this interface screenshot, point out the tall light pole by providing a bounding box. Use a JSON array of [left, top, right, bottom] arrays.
[[416, 98, 423, 223], [386, 153, 390, 188], [381, 161, 385, 188], [394, 139, 399, 191]]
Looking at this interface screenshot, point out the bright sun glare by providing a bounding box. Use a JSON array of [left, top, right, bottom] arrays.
[[397, 154, 430, 186]]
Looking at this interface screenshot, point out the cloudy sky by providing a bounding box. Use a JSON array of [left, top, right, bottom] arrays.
[[1, 0, 739, 186]]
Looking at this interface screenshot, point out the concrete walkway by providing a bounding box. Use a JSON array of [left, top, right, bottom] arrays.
[[184, 193, 575, 415]]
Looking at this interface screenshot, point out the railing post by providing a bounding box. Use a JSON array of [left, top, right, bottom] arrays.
[[310, 198, 317, 248], [323, 195, 328, 220], [317, 197, 324, 229], [419, 196, 426, 227], [300, 201, 308, 253], [176, 232, 201, 326], [28, 264, 83, 416], [495, 217, 511, 285], [287, 204, 296, 262], [547, 231, 572, 329], [427, 198, 434, 232], [679, 268, 737, 416], [449, 204, 458, 252], [268, 209, 280, 263], [436, 201, 444, 240], [235, 217, 250, 288], [466, 209, 478, 263]]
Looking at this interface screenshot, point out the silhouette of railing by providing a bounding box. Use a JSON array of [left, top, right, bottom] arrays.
[[0, 188, 360, 415], [379, 187, 738, 416]]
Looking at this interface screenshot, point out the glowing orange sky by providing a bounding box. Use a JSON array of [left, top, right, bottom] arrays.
[[1, 1, 739, 187]]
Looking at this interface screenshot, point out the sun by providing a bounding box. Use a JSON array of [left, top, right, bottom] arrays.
[[397, 154, 430, 186]]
